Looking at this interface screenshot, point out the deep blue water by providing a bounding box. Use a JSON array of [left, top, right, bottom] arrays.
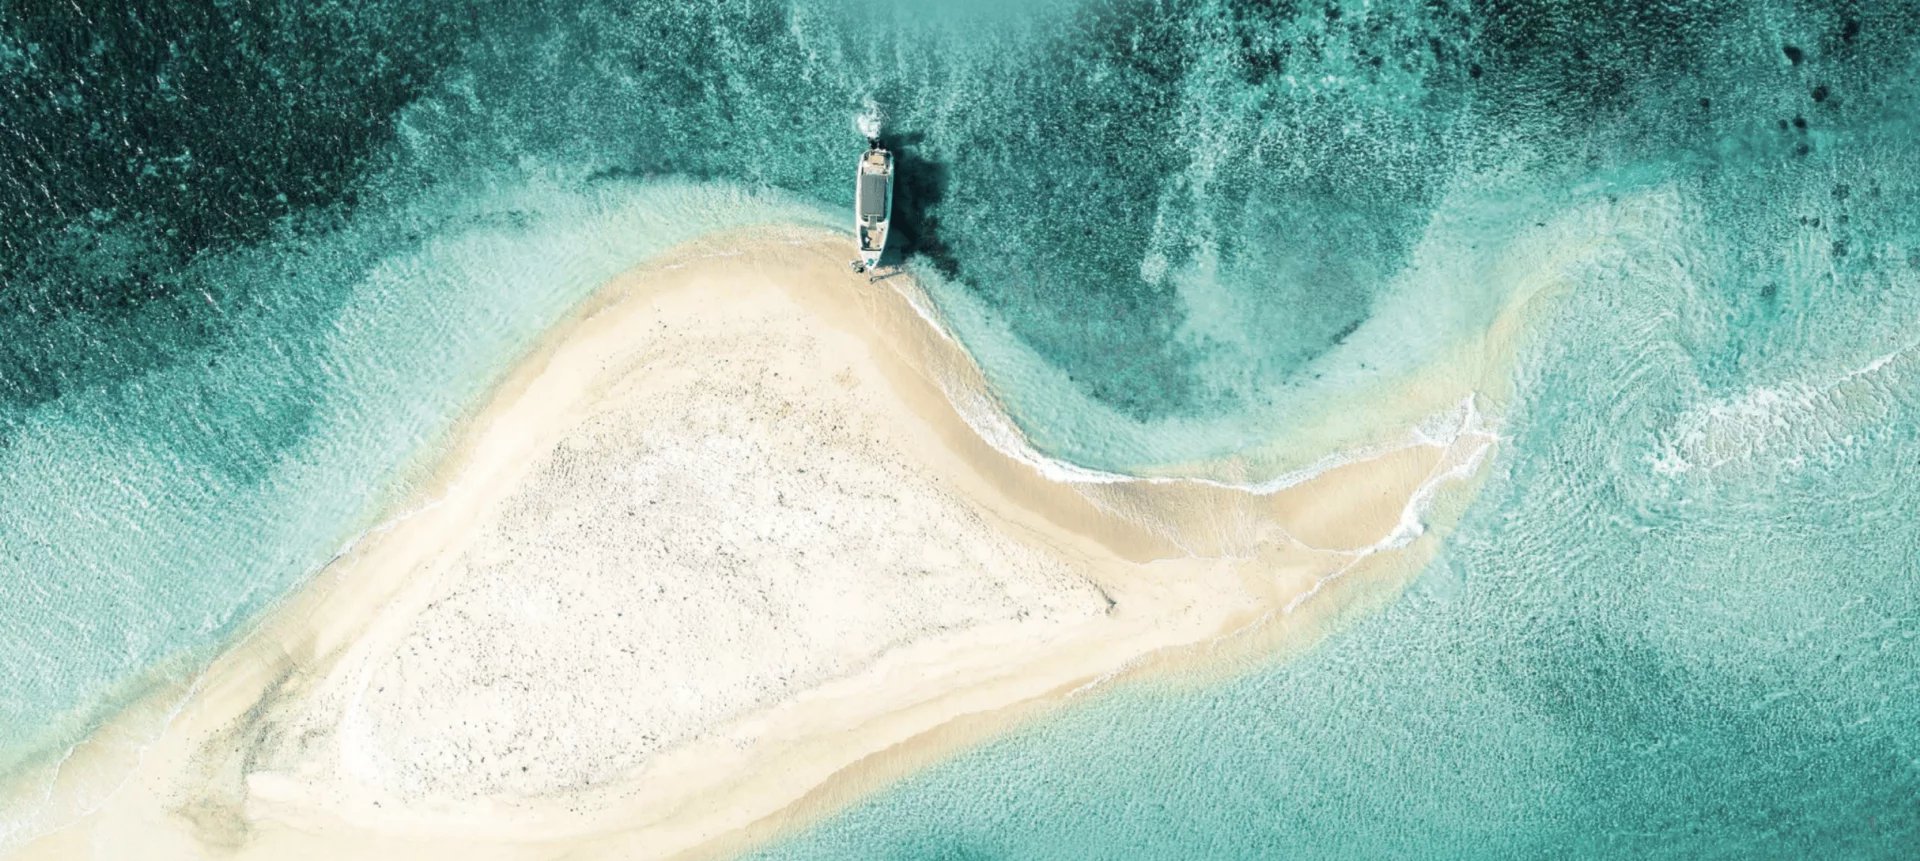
[[3, 0, 1918, 856]]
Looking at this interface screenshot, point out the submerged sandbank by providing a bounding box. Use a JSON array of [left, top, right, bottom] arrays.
[[4, 229, 1496, 861]]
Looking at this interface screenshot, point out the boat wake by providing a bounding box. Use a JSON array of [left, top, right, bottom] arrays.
[[854, 97, 883, 141]]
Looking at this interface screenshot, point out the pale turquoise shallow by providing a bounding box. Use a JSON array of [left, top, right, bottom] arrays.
[[3, 0, 1918, 856], [752, 260, 1920, 858]]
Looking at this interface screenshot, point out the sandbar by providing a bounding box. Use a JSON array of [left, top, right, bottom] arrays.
[[2, 228, 1496, 861]]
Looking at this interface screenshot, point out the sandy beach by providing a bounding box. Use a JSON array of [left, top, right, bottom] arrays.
[[3, 229, 1496, 861]]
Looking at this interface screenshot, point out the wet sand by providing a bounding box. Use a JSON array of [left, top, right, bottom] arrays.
[[3, 229, 1496, 861]]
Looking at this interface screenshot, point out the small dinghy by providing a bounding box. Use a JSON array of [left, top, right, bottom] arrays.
[[853, 141, 893, 272]]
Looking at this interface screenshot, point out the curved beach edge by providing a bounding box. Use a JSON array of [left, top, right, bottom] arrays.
[[3, 228, 1499, 861]]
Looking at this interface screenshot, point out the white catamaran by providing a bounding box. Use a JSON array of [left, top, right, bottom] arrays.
[[853, 141, 893, 272]]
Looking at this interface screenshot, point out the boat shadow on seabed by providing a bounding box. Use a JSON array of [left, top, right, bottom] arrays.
[[863, 131, 956, 280]]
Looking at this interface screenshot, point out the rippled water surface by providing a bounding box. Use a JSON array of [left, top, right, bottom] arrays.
[[3, 0, 1918, 855]]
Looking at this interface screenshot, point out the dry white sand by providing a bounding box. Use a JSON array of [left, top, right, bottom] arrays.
[[3, 229, 1497, 861]]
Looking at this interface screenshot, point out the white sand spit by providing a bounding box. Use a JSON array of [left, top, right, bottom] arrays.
[[4, 229, 1497, 861]]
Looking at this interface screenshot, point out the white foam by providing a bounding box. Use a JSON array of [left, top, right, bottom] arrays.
[[885, 274, 1498, 498], [1648, 337, 1917, 478], [854, 97, 883, 141], [1280, 424, 1498, 615]]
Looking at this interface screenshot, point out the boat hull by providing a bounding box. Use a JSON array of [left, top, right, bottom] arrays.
[[854, 145, 893, 270]]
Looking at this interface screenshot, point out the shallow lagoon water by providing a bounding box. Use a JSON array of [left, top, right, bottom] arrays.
[[4, 0, 1919, 855], [755, 232, 1920, 858], [0, 176, 835, 772]]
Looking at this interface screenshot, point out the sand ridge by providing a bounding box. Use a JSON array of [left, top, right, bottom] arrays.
[[3, 228, 1497, 861]]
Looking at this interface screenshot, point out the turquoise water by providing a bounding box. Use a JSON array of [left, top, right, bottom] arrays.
[[0, 174, 834, 771], [755, 236, 1920, 858], [4, 0, 1919, 855]]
